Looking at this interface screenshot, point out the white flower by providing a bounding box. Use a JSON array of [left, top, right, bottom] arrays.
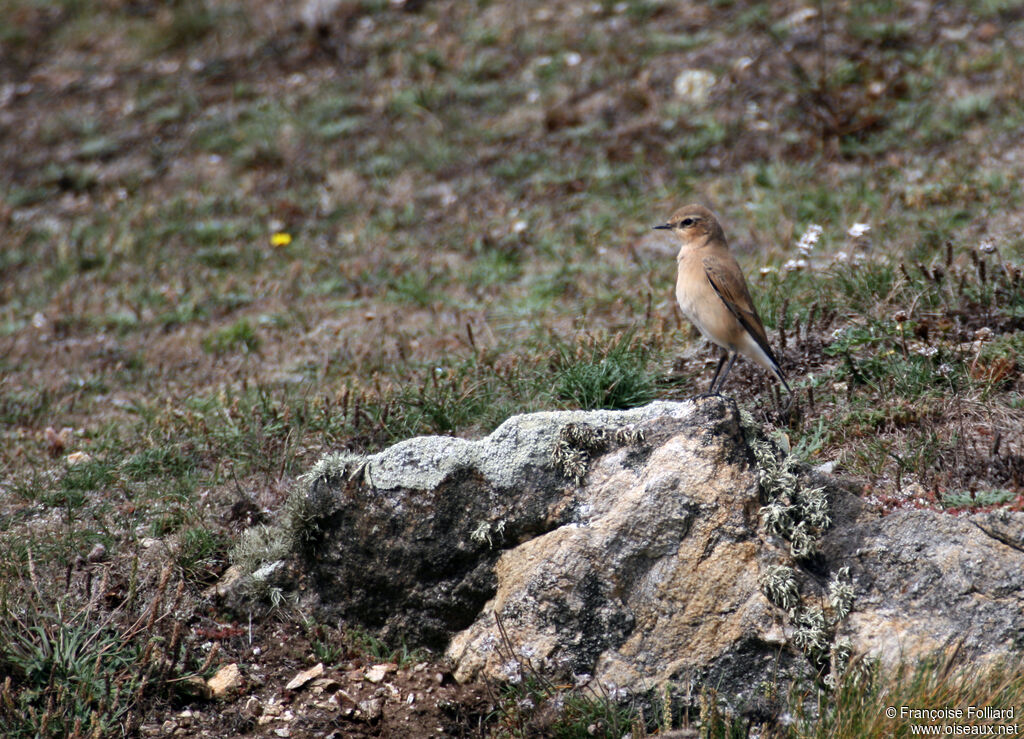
[[605, 683, 629, 701], [783, 258, 808, 272], [833, 250, 849, 262], [847, 223, 871, 238], [501, 660, 522, 684], [916, 346, 938, 357], [564, 52, 582, 67], [512, 220, 528, 234], [796, 224, 822, 256]]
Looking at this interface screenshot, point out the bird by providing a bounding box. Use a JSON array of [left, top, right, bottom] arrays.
[[654, 204, 791, 396]]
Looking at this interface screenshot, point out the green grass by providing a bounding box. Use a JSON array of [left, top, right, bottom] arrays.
[[202, 318, 261, 354], [551, 331, 657, 410]]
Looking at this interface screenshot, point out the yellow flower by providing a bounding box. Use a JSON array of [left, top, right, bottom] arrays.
[[270, 232, 292, 247]]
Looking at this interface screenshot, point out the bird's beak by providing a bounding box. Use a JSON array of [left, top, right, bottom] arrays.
[[653, 224, 672, 230]]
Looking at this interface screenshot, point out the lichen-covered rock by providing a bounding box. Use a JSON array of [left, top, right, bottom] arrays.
[[292, 400, 726, 650], [250, 396, 1024, 706], [825, 503, 1024, 664], [446, 400, 793, 692]]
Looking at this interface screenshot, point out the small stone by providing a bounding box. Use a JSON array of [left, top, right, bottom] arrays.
[[242, 696, 262, 717], [66, 451, 92, 466], [87, 543, 107, 563], [207, 663, 243, 699], [365, 663, 396, 684], [310, 677, 342, 693], [44, 426, 73, 454], [285, 662, 324, 691], [672, 69, 715, 105], [356, 697, 383, 722], [274, 729, 290, 738]]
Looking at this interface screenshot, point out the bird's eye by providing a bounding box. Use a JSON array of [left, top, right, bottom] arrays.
[[679, 217, 695, 227]]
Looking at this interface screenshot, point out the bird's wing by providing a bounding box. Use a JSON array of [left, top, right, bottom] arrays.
[[703, 256, 781, 367]]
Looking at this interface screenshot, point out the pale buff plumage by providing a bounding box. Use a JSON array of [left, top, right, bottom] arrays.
[[655, 204, 791, 394]]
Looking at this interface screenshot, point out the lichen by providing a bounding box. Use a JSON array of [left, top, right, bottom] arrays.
[[758, 564, 800, 614], [743, 418, 829, 559], [229, 524, 290, 574], [470, 519, 506, 549], [550, 422, 645, 484], [744, 414, 858, 681]]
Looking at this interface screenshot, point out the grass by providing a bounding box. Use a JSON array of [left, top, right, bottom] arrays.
[[0, 562, 213, 738], [1, 0, 1024, 734], [791, 651, 1024, 739]]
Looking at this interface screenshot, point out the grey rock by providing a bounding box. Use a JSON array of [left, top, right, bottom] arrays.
[[825, 504, 1024, 663]]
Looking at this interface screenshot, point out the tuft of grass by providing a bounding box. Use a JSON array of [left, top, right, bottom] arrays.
[[792, 651, 1024, 739], [551, 331, 656, 411], [202, 318, 261, 354], [0, 563, 211, 738], [174, 527, 229, 586], [345, 626, 429, 669]]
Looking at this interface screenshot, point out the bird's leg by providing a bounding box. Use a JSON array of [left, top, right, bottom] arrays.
[[712, 352, 738, 394], [707, 351, 728, 393]]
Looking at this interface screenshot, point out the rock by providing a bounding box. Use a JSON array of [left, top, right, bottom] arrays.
[[242, 695, 262, 718], [310, 676, 342, 694], [86, 542, 107, 563], [205, 559, 290, 610], [365, 663, 396, 684], [44, 425, 73, 454], [446, 399, 789, 692], [207, 663, 243, 699], [285, 662, 324, 691], [65, 450, 92, 466], [824, 503, 1024, 666], [282, 397, 1024, 708]]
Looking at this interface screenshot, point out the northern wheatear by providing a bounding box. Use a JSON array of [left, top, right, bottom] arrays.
[[655, 204, 791, 395]]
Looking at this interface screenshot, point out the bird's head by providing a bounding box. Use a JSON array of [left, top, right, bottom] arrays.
[[653, 204, 723, 245]]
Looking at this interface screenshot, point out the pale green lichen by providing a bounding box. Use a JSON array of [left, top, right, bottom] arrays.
[[827, 567, 854, 622], [744, 414, 858, 679], [287, 451, 365, 552], [230, 524, 290, 573], [791, 605, 831, 665], [470, 519, 506, 549], [745, 423, 830, 559], [550, 422, 645, 484], [758, 564, 801, 614]]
